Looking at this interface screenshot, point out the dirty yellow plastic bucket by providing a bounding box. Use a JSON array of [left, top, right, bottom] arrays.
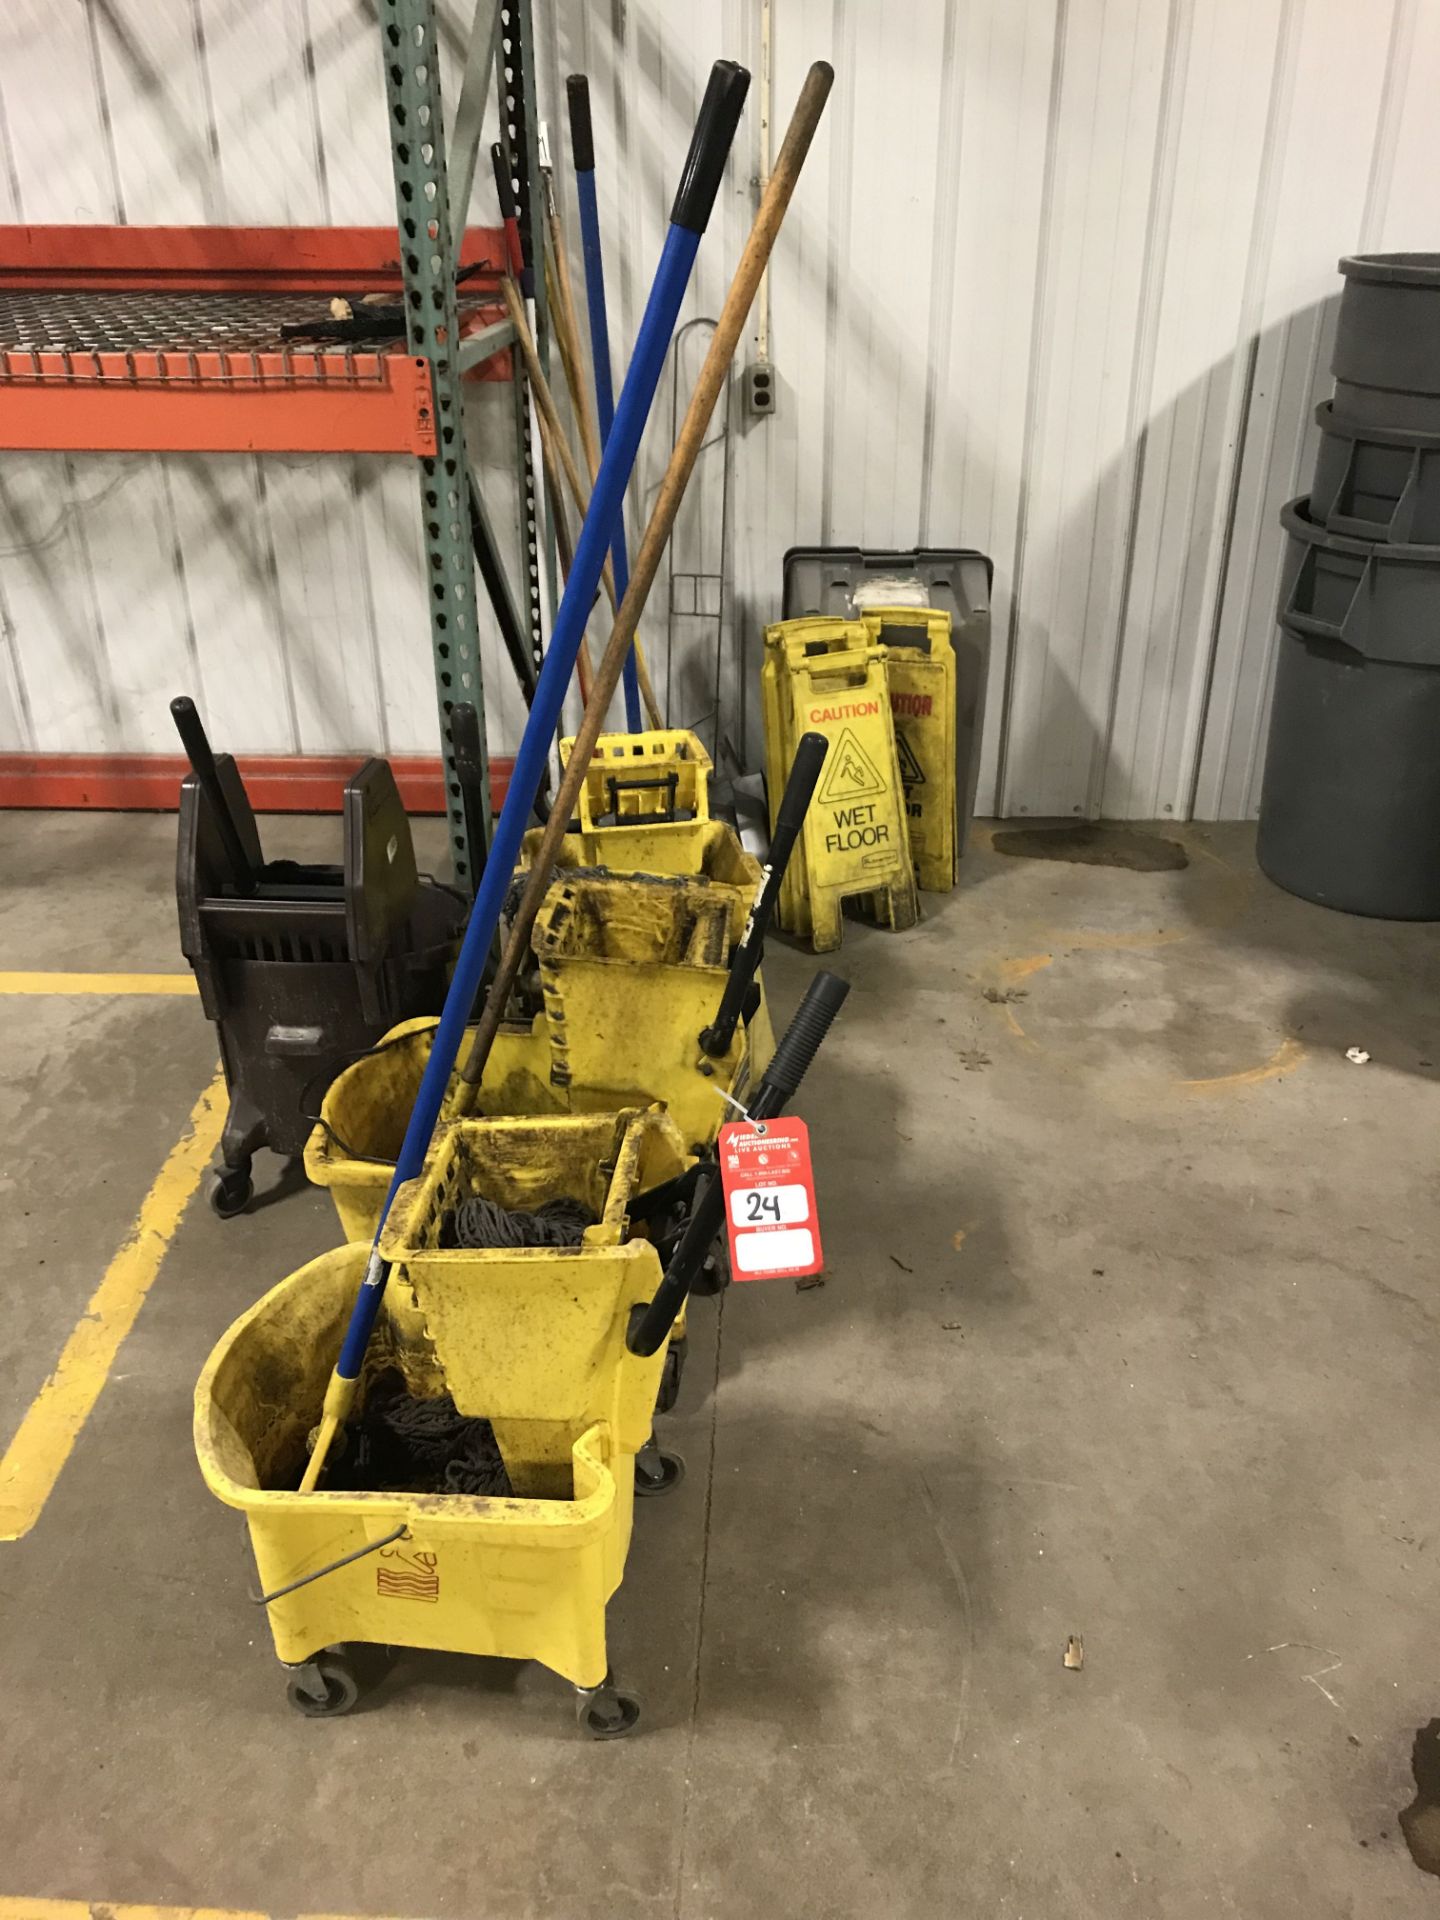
[[571, 726, 711, 840], [194, 1245, 630, 1693], [531, 871, 774, 1150], [519, 812, 763, 923], [378, 1107, 687, 1495], [307, 864, 775, 1238], [303, 1012, 559, 1243]]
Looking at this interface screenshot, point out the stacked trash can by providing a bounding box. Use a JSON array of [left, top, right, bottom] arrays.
[[1259, 253, 1440, 918]]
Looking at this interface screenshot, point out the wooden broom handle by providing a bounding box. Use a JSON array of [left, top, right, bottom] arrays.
[[454, 60, 834, 1107], [503, 274, 663, 724], [545, 209, 604, 483]]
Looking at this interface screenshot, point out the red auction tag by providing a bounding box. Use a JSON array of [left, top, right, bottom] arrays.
[[718, 1117, 823, 1281]]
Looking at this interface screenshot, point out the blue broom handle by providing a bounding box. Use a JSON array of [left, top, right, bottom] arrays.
[[575, 176, 616, 441], [333, 60, 751, 1385], [569, 73, 641, 732]]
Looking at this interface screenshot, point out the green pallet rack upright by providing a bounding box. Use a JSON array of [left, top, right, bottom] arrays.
[[379, 0, 554, 888]]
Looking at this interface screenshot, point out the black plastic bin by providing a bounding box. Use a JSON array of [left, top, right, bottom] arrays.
[[177, 752, 465, 1215], [1257, 496, 1440, 918], [781, 545, 993, 863], [1332, 253, 1440, 432]]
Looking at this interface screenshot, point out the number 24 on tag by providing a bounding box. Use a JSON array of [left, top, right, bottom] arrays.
[[718, 1117, 824, 1281]]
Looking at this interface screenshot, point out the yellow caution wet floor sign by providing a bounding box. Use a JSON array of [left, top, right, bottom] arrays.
[[762, 618, 918, 951], [862, 608, 958, 893]]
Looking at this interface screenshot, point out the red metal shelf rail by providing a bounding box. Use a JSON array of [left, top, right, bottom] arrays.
[[0, 225, 512, 455], [0, 750, 515, 816]]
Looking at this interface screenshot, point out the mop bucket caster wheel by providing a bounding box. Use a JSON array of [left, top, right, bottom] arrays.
[[575, 1674, 641, 1740], [284, 1649, 360, 1718], [210, 1165, 254, 1219], [634, 1444, 685, 1497]]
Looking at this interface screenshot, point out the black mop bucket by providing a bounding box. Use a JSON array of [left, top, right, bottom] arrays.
[[1257, 498, 1440, 918]]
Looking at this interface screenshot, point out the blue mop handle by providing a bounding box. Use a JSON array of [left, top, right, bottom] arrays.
[[332, 58, 752, 1386], [568, 73, 641, 733]]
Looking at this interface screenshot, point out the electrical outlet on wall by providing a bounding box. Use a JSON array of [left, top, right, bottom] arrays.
[[744, 362, 776, 416]]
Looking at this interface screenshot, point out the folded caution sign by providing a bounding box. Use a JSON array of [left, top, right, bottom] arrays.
[[865, 607, 958, 893], [761, 617, 918, 951]]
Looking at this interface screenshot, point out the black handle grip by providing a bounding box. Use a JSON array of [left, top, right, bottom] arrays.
[[698, 732, 827, 1057], [170, 694, 212, 777], [450, 701, 484, 779], [630, 968, 849, 1357], [491, 143, 529, 290], [171, 694, 256, 895], [670, 59, 750, 234], [490, 142, 517, 225], [566, 74, 595, 172], [626, 1169, 724, 1357], [468, 483, 537, 705], [450, 702, 489, 896], [774, 730, 828, 840], [761, 970, 849, 1099]]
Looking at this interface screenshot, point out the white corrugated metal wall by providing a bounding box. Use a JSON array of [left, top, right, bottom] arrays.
[[1, 0, 1437, 818]]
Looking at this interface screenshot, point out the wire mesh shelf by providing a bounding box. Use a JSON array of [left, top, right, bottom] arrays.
[[0, 227, 509, 452], [0, 293, 392, 394]]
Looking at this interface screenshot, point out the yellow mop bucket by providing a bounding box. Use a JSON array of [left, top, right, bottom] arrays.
[[303, 1012, 558, 1243], [377, 1106, 689, 1497], [194, 1245, 644, 1733], [861, 606, 958, 893], [529, 871, 773, 1150], [761, 617, 918, 950], [304, 987, 766, 1242]]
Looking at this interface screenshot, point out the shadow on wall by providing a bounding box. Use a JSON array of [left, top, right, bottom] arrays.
[[0, 0, 1349, 827], [967, 295, 1338, 826], [704, 189, 1341, 821]]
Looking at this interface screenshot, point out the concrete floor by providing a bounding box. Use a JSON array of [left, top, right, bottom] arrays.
[[1, 808, 1438, 1917]]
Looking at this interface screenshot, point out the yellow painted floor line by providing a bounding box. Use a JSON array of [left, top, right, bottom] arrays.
[[0, 971, 197, 995], [0, 1904, 390, 1920], [0, 1072, 225, 1543]]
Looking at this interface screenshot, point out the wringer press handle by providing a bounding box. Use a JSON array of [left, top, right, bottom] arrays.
[[628, 969, 850, 1357], [700, 730, 828, 1056], [170, 694, 257, 896]]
